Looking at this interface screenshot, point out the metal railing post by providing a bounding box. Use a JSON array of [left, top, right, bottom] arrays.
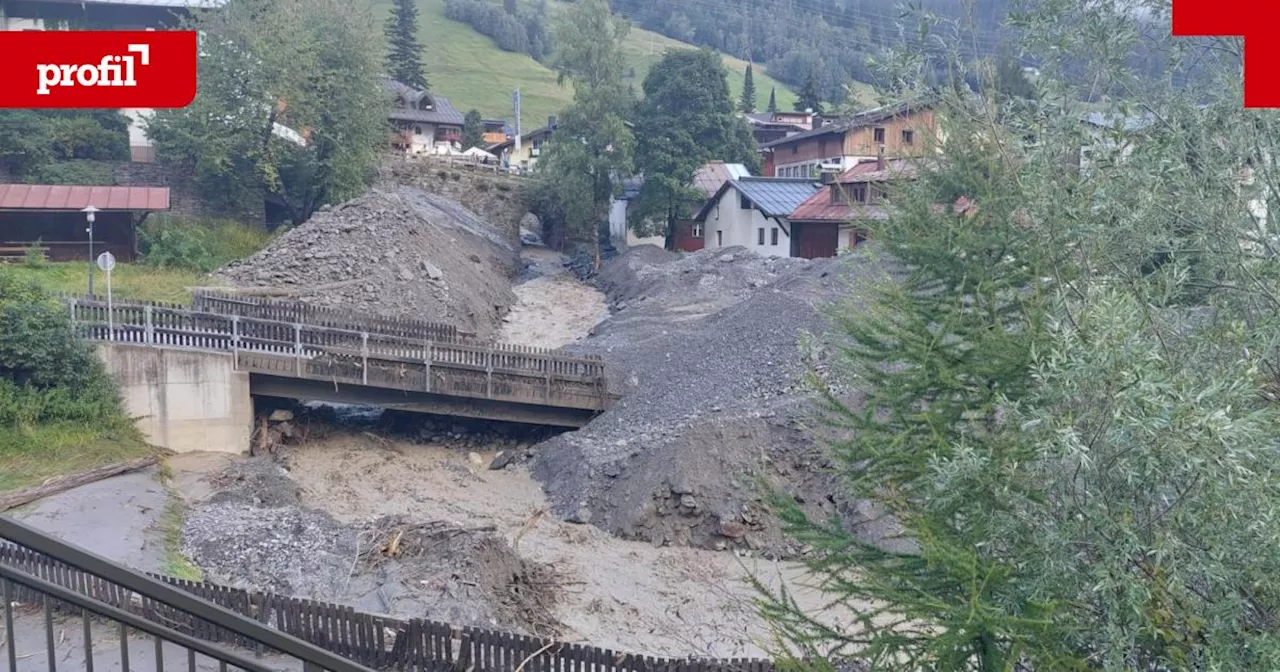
[[144, 305, 154, 345], [294, 323, 302, 377], [361, 332, 369, 386], [232, 315, 241, 351]]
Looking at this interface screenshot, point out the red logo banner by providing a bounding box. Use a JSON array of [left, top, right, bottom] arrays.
[[1172, 0, 1280, 108], [0, 30, 197, 109]]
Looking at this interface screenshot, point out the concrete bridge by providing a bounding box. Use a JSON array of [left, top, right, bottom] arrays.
[[68, 295, 615, 454]]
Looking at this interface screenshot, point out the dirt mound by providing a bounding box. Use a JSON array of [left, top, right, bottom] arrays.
[[532, 245, 902, 555], [381, 159, 530, 238], [183, 458, 562, 636], [214, 186, 519, 339]]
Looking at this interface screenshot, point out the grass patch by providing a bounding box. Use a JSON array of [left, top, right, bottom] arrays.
[[154, 487, 203, 581], [138, 216, 277, 274], [0, 423, 157, 493], [363, 0, 872, 125], [0, 261, 214, 304]]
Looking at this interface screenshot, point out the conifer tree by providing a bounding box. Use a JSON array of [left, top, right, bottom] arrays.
[[739, 64, 757, 113], [793, 70, 822, 114], [767, 86, 777, 113], [461, 109, 484, 149], [384, 0, 428, 90]]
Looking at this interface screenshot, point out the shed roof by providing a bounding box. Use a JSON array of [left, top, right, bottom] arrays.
[[695, 177, 821, 221], [0, 184, 170, 211]]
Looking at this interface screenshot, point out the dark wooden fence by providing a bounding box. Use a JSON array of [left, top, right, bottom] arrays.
[[0, 542, 773, 672], [190, 291, 466, 344]]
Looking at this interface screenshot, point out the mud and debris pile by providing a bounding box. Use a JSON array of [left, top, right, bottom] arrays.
[[532, 244, 906, 556], [214, 186, 519, 339], [182, 458, 562, 636]]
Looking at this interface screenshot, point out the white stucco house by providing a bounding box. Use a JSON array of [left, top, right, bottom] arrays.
[[692, 176, 821, 258]]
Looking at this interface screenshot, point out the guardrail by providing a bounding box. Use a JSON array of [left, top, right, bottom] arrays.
[[68, 297, 614, 412], [1, 516, 375, 672]]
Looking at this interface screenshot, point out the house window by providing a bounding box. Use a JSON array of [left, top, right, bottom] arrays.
[[791, 145, 798, 154], [413, 125, 423, 135], [692, 223, 704, 238], [871, 186, 884, 203], [850, 184, 867, 203], [873, 127, 885, 143], [771, 227, 779, 245], [717, 231, 723, 246], [740, 194, 752, 210], [758, 227, 765, 245], [902, 129, 914, 145]]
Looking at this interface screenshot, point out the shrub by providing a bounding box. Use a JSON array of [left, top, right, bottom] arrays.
[[138, 216, 274, 272], [0, 270, 128, 429]]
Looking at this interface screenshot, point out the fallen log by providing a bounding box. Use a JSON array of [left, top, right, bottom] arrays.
[[0, 455, 162, 512]]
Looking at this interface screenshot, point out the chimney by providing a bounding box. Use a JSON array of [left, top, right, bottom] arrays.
[[876, 144, 885, 171], [810, 110, 821, 131]]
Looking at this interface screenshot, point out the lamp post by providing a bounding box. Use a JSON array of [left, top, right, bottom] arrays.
[[82, 206, 99, 296]]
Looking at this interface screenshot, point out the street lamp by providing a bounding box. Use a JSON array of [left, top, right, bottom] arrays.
[[82, 205, 99, 296]]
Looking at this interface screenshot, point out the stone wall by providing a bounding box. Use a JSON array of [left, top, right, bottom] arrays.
[[110, 162, 266, 225], [97, 343, 252, 454], [380, 158, 530, 239]]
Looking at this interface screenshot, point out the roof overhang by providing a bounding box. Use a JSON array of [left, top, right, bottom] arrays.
[[0, 184, 170, 211]]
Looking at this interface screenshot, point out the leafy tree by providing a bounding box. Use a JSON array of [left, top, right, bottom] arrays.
[[0, 110, 129, 180], [757, 2, 1280, 669], [794, 69, 823, 114], [148, 0, 386, 224], [530, 0, 634, 267], [385, 0, 429, 91], [632, 48, 759, 248], [462, 109, 485, 150], [740, 64, 757, 113], [767, 86, 778, 113]]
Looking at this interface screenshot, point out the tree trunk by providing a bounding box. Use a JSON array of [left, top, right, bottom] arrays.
[[664, 204, 676, 251], [0, 456, 162, 512]]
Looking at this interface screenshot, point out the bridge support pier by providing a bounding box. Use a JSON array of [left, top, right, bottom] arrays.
[[96, 343, 253, 454]]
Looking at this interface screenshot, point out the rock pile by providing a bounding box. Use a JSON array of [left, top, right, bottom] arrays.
[[214, 186, 519, 339], [531, 244, 904, 556]]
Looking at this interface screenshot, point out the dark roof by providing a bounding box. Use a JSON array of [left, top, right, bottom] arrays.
[[760, 98, 935, 150], [0, 184, 169, 210], [694, 177, 821, 221], [381, 78, 465, 126], [487, 124, 556, 152]]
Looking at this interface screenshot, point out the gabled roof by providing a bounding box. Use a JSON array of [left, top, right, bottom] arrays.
[[694, 177, 821, 221], [691, 161, 751, 198], [487, 124, 557, 152], [381, 78, 465, 126], [760, 98, 935, 149], [838, 157, 922, 183]]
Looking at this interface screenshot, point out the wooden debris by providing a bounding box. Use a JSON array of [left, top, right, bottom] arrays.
[[0, 455, 162, 511]]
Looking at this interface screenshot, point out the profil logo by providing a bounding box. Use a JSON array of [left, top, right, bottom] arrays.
[[0, 31, 197, 109], [1172, 0, 1280, 108]]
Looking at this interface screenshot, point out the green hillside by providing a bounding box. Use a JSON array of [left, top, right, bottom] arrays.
[[366, 0, 851, 126]]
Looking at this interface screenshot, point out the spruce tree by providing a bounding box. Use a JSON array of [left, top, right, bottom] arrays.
[[767, 86, 777, 113], [384, 0, 428, 90], [461, 109, 484, 149], [793, 70, 823, 114], [739, 64, 757, 113]]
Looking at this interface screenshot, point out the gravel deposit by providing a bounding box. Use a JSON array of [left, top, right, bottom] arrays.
[[214, 186, 520, 339], [531, 244, 905, 555], [182, 459, 561, 635]]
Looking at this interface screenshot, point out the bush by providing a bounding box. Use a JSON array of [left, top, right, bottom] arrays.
[[138, 216, 274, 272], [0, 270, 127, 429]]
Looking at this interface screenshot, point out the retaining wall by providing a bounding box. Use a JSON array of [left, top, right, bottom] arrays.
[[96, 343, 252, 454]]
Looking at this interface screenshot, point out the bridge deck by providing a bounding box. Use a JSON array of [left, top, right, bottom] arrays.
[[68, 296, 615, 415]]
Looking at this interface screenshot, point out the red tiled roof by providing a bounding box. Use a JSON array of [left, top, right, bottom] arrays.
[[0, 184, 170, 211], [790, 186, 891, 222]]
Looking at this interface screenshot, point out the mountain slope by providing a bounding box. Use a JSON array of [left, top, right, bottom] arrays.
[[367, 0, 822, 126]]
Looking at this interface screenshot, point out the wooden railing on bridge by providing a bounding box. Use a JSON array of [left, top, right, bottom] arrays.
[[66, 296, 613, 412]]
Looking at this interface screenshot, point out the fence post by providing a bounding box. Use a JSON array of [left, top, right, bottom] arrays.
[[424, 340, 432, 393], [486, 348, 494, 398], [144, 305, 154, 345], [294, 323, 303, 377], [68, 297, 77, 327], [361, 332, 369, 386], [232, 316, 241, 350]]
